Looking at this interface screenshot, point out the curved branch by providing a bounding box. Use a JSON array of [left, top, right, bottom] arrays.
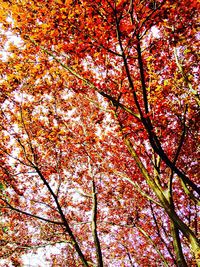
[[34, 166, 89, 267], [135, 37, 200, 196]]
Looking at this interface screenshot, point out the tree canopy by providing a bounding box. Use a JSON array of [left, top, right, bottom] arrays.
[[0, 0, 199, 266]]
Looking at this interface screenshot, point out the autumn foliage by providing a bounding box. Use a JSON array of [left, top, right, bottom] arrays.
[[0, 0, 199, 266]]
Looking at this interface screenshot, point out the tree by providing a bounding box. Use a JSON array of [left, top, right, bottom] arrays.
[[0, 0, 199, 266]]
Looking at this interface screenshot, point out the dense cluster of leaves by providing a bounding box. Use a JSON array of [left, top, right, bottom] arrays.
[[0, 0, 199, 266]]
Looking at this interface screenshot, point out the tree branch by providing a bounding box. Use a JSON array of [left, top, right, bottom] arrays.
[[91, 179, 104, 267], [34, 166, 89, 267], [0, 198, 63, 225]]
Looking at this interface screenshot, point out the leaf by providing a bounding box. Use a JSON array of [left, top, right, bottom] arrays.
[[0, 0, 199, 266]]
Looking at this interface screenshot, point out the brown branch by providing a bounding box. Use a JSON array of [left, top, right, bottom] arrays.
[[170, 221, 188, 267], [19, 102, 38, 164], [136, 225, 169, 267], [27, 35, 140, 120], [114, 170, 163, 207], [136, 45, 199, 195], [136, 35, 149, 114], [34, 166, 89, 267], [18, 240, 73, 250], [149, 201, 177, 265], [91, 179, 104, 267], [114, 10, 200, 196], [1, 198, 63, 225], [103, 220, 169, 267], [86, 154, 103, 266], [114, 118, 200, 261]]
